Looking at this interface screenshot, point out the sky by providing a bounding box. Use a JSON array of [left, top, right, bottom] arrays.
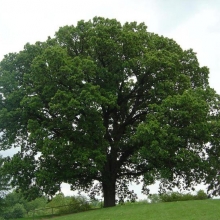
[[0, 0, 219, 199]]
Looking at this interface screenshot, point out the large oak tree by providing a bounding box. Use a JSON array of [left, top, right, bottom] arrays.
[[0, 17, 219, 207]]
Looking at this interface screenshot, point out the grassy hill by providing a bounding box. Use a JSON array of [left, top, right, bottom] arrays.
[[46, 199, 220, 220]]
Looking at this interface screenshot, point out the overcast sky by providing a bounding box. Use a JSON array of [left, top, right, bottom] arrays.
[[0, 0, 219, 198]]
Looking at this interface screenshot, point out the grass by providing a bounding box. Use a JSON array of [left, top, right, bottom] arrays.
[[32, 199, 220, 220]]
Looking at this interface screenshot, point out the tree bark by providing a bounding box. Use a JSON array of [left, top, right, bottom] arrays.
[[102, 179, 116, 207]]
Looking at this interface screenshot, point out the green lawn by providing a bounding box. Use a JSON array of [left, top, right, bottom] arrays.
[[40, 199, 220, 220]]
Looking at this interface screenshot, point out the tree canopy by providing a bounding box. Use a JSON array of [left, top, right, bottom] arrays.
[[0, 17, 219, 207]]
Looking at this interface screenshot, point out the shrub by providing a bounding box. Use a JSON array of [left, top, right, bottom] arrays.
[[160, 192, 182, 202], [24, 197, 47, 214], [58, 196, 91, 214], [195, 190, 208, 200], [181, 193, 194, 201], [159, 190, 208, 203], [47, 193, 68, 207], [12, 203, 26, 218], [3, 203, 26, 219], [47, 194, 91, 215], [148, 194, 162, 203], [89, 199, 102, 208]]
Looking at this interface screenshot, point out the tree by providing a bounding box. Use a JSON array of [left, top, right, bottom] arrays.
[[0, 155, 11, 213], [0, 17, 219, 207], [204, 112, 220, 197], [2, 191, 26, 219]]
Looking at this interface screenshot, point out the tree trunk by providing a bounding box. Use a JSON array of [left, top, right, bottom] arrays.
[[102, 179, 116, 207]]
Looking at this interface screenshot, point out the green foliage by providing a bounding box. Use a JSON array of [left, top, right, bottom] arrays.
[[0, 156, 10, 193], [148, 194, 162, 203], [160, 192, 189, 202], [24, 197, 47, 213], [2, 203, 26, 219], [0, 155, 11, 214], [1, 190, 47, 219], [46, 193, 91, 215], [159, 190, 208, 203], [46, 193, 69, 207], [89, 199, 102, 208], [195, 189, 208, 200], [58, 196, 91, 214], [0, 17, 219, 207], [4, 190, 26, 207], [147, 190, 208, 203], [11, 203, 26, 218]]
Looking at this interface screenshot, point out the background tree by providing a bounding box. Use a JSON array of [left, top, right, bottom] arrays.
[[1, 190, 26, 219], [204, 108, 220, 197], [0, 17, 219, 207], [0, 155, 11, 214], [1, 190, 47, 218]]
